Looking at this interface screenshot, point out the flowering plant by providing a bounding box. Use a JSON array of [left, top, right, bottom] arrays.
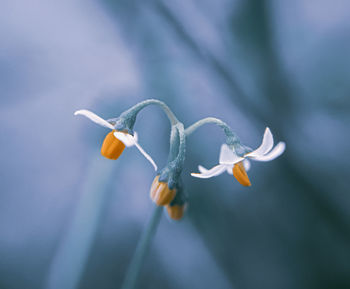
[[75, 99, 285, 220], [75, 99, 285, 289]]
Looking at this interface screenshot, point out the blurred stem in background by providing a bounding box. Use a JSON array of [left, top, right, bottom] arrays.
[[47, 156, 116, 289], [121, 205, 163, 289]]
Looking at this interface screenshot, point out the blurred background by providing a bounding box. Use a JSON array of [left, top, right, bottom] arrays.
[[1, 0, 350, 288]]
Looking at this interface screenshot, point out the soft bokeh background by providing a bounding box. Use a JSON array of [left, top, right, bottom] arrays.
[[1, 0, 350, 288]]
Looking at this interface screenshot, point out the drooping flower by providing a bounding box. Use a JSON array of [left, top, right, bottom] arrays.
[[149, 175, 176, 206], [74, 109, 157, 170], [148, 173, 188, 221], [149, 160, 187, 220], [191, 127, 285, 186]]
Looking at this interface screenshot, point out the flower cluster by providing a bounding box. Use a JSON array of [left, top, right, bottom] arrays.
[[75, 100, 285, 220]]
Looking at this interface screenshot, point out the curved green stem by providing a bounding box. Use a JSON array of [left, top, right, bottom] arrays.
[[121, 205, 163, 289], [165, 123, 186, 173], [173, 123, 186, 170], [185, 117, 240, 146], [168, 125, 179, 162], [123, 99, 179, 125]]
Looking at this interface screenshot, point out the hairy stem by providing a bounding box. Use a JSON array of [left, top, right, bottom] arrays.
[[185, 117, 240, 145], [168, 125, 179, 163], [173, 123, 186, 171], [123, 99, 179, 125]]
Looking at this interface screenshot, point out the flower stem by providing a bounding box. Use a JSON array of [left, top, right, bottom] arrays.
[[171, 123, 186, 173], [185, 117, 240, 146], [121, 205, 163, 289], [123, 99, 179, 125]]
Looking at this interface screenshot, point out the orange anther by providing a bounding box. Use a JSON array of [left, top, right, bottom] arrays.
[[149, 175, 176, 206], [101, 131, 125, 160], [232, 161, 251, 186], [166, 205, 185, 220]]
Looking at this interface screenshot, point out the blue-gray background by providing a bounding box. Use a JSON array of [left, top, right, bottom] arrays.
[[1, 1, 350, 289]]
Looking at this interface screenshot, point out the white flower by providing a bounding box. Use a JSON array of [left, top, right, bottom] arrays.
[[191, 127, 285, 186], [74, 109, 157, 170]]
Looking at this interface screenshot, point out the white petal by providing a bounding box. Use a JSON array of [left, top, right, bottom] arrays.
[[252, 142, 286, 162], [198, 165, 209, 173], [243, 159, 251, 171], [226, 160, 249, 174], [114, 131, 157, 170], [245, 127, 274, 158], [74, 109, 115, 130], [191, 164, 226, 179], [199, 164, 232, 175], [134, 141, 158, 171], [219, 144, 244, 164], [114, 131, 136, 147]]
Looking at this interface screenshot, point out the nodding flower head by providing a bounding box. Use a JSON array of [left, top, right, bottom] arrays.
[[74, 109, 157, 170], [149, 159, 187, 220], [191, 127, 285, 186], [149, 175, 176, 206]]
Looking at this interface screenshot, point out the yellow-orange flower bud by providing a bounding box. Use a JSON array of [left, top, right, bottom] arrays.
[[101, 131, 125, 160], [150, 175, 176, 206], [232, 161, 251, 186], [166, 204, 185, 220]]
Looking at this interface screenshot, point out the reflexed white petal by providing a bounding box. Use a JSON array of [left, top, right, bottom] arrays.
[[74, 109, 115, 130], [245, 127, 274, 158], [114, 131, 136, 147], [198, 165, 209, 173], [243, 159, 251, 171], [134, 141, 158, 171], [252, 142, 286, 162], [114, 131, 157, 170], [191, 164, 226, 179], [199, 164, 233, 175], [226, 165, 233, 175], [219, 144, 244, 164], [219, 144, 233, 163]]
